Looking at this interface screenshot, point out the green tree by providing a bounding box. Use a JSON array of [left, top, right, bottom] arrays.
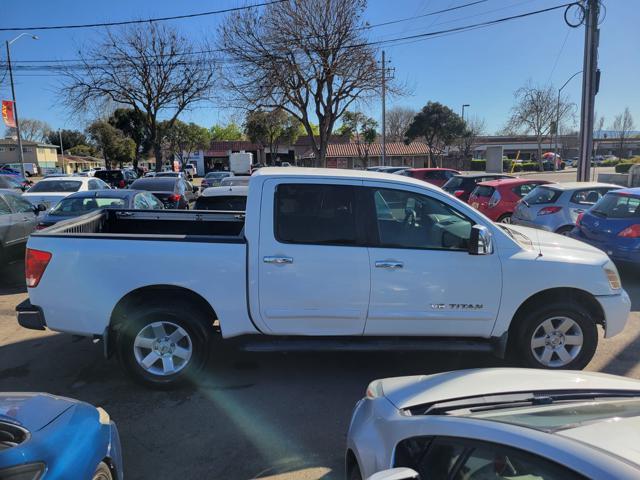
[[86, 121, 136, 169], [67, 144, 97, 156], [405, 102, 466, 167], [338, 111, 378, 167], [108, 108, 150, 170], [245, 109, 301, 164], [45, 129, 88, 152], [210, 123, 244, 141], [163, 121, 211, 169]]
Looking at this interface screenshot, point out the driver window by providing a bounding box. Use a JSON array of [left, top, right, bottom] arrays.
[[371, 188, 473, 250]]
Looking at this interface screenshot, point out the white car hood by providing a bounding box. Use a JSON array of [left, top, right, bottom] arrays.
[[378, 368, 640, 410], [506, 224, 609, 264]]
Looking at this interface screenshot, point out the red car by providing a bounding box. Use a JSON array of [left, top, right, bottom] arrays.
[[469, 178, 553, 223], [399, 168, 461, 187]]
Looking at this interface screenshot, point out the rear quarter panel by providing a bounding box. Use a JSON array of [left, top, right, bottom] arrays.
[[27, 235, 254, 338]]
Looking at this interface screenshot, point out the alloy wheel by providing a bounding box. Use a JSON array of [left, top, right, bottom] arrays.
[[133, 321, 193, 376], [530, 316, 583, 367]]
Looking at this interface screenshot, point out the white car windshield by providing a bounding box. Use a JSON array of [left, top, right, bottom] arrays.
[[28, 180, 82, 193]]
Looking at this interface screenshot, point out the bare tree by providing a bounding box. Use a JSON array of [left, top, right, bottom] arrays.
[[386, 107, 416, 142], [4, 118, 51, 142], [611, 108, 635, 159], [506, 81, 575, 170], [220, 0, 380, 164], [458, 116, 486, 160], [594, 112, 605, 138], [61, 24, 215, 171]]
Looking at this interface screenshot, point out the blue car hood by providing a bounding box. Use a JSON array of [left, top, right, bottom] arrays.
[[0, 393, 76, 432]]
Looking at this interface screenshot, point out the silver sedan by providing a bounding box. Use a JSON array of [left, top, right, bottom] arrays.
[[511, 182, 621, 235]]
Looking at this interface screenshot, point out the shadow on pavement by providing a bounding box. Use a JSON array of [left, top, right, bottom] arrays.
[[0, 260, 26, 295]]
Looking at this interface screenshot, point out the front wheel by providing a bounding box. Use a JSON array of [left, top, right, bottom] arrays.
[[497, 214, 512, 224], [115, 301, 214, 388], [92, 462, 113, 480], [511, 301, 597, 370]]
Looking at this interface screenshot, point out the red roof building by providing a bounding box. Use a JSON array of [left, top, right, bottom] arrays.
[[300, 141, 432, 169]]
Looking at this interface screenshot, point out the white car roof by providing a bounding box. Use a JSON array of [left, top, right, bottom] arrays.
[[542, 181, 622, 191], [376, 368, 640, 410], [201, 186, 249, 197]]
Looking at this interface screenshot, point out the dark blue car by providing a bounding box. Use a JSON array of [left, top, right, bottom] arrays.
[[571, 187, 640, 266], [0, 393, 123, 479]]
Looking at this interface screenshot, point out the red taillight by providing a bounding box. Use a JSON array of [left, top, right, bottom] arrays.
[[168, 194, 181, 202], [576, 213, 584, 225], [538, 206, 562, 216], [25, 248, 52, 288], [35, 224, 47, 230], [618, 224, 640, 238], [454, 190, 464, 198], [118, 179, 126, 188]]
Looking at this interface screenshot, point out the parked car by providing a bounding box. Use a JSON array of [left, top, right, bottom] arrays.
[[469, 178, 553, 223], [22, 176, 111, 209], [0, 392, 122, 480], [201, 171, 234, 189], [195, 185, 248, 211], [0, 165, 21, 176], [37, 189, 164, 229], [347, 368, 640, 480], [183, 164, 197, 178], [570, 187, 640, 266], [94, 169, 137, 189], [0, 189, 42, 266], [511, 182, 622, 235], [129, 176, 196, 209], [17, 168, 631, 387], [1, 162, 38, 176], [0, 174, 30, 192], [366, 166, 411, 174], [220, 176, 250, 187], [442, 173, 515, 202], [398, 168, 461, 187]]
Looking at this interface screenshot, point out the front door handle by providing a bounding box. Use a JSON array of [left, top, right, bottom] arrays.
[[263, 256, 293, 265], [375, 261, 404, 269]]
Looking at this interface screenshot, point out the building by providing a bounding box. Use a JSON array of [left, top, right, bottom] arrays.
[[0, 138, 59, 173], [57, 155, 105, 174], [300, 141, 432, 169]]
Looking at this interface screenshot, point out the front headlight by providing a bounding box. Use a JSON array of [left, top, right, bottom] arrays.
[[0, 463, 46, 480], [604, 262, 622, 290]]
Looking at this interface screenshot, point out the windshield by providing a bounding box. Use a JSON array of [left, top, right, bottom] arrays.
[[592, 193, 640, 218], [0, 175, 22, 188], [522, 186, 561, 205], [50, 196, 126, 216], [471, 398, 640, 433], [205, 172, 231, 179], [195, 195, 247, 211], [443, 176, 464, 190], [28, 180, 82, 193], [220, 177, 249, 186]]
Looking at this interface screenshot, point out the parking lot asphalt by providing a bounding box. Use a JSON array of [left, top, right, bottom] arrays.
[[1, 259, 639, 480]]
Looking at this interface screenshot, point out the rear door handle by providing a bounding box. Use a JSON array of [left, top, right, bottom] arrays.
[[375, 261, 404, 269], [263, 256, 293, 265]]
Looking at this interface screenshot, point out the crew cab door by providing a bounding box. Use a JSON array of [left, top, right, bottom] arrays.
[[362, 183, 502, 337], [256, 180, 370, 335]]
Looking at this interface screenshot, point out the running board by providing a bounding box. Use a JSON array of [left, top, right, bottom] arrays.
[[235, 336, 500, 355]]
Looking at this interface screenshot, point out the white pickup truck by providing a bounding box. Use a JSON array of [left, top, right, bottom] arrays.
[[17, 168, 631, 387]]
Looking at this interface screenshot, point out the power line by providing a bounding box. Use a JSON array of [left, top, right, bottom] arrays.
[[0, 0, 287, 32], [4, 2, 578, 76]]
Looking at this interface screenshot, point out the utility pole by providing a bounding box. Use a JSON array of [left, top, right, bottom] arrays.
[[577, 0, 600, 182], [381, 50, 386, 167], [5, 41, 26, 179], [461, 104, 470, 122], [58, 129, 65, 174]]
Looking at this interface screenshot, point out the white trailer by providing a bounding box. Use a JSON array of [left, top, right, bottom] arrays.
[[229, 152, 252, 175]]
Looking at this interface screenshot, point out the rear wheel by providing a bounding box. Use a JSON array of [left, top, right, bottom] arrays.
[[497, 213, 512, 224], [348, 462, 362, 480], [555, 225, 574, 236], [115, 301, 214, 388], [511, 301, 597, 370], [92, 462, 113, 480]]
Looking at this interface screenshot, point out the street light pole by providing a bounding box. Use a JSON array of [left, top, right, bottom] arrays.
[[5, 33, 38, 180], [554, 71, 582, 167], [461, 104, 470, 122]]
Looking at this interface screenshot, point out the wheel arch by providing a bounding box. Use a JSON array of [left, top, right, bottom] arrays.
[[345, 448, 360, 479], [509, 287, 605, 335], [106, 284, 218, 358]]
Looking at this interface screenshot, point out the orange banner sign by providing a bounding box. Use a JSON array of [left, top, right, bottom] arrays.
[[2, 101, 16, 128]]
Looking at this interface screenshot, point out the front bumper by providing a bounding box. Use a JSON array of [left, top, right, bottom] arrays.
[[596, 290, 632, 338], [16, 299, 46, 331]]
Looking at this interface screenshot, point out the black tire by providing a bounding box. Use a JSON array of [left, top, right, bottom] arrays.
[[555, 225, 574, 236], [510, 300, 597, 370], [92, 461, 113, 480], [497, 213, 512, 224], [347, 462, 362, 480], [115, 300, 214, 389]]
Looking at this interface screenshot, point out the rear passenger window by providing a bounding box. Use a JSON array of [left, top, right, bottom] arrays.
[[0, 197, 11, 215], [275, 184, 358, 245], [571, 189, 609, 205], [513, 183, 538, 197]]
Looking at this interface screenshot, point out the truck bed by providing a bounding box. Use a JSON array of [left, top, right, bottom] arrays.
[[35, 209, 245, 240]]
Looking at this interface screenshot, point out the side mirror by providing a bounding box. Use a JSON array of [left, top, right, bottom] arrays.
[[367, 468, 420, 480], [35, 203, 47, 213], [469, 224, 493, 255]]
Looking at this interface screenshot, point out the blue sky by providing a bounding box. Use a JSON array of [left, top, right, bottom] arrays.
[[2, 0, 639, 135]]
